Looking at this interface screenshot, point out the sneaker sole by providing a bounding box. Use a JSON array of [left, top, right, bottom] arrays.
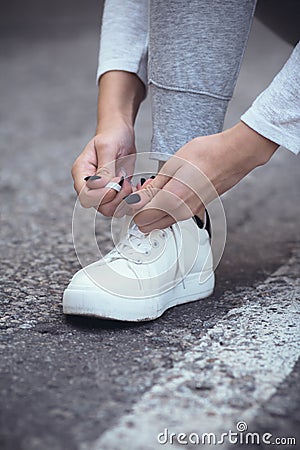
[[63, 270, 215, 322]]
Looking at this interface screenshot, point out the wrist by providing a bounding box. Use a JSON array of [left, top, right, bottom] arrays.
[[223, 122, 279, 169], [96, 114, 134, 135]]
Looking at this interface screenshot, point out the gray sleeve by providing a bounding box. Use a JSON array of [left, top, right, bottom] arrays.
[[241, 42, 300, 155], [96, 0, 148, 87]]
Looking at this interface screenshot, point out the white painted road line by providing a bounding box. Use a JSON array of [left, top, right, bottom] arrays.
[[88, 247, 300, 450]]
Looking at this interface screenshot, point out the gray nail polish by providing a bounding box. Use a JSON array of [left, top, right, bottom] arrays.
[[89, 175, 101, 181], [125, 193, 141, 204]]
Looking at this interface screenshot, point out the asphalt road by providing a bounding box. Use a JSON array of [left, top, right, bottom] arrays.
[[0, 5, 299, 450]]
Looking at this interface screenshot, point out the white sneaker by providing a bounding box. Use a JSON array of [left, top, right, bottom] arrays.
[[63, 217, 214, 321]]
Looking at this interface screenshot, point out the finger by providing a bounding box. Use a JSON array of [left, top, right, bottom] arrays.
[[120, 177, 153, 209], [78, 171, 116, 208], [135, 176, 151, 192], [112, 186, 139, 218], [135, 212, 175, 233], [78, 186, 110, 208], [134, 175, 199, 228], [80, 175, 124, 208], [123, 172, 171, 213], [72, 160, 96, 196], [98, 178, 133, 217], [73, 177, 86, 198], [124, 155, 181, 212], [86, 133, 127, 190], [75, 139, 116, 193], [133, 178, 187, 223], [140, 178, 153, 188], [85, 166, 113, 190], [115, 153, 136, 181], [137, 159, 214, 226]]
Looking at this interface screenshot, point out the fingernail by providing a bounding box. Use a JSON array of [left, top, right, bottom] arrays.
[[125, 193, 141, 204], [140, 178, 146, 186], [150, 175, 155, 179], [89, 175, 101, 181], [118, 176, 124, 187], [84, 176, 91, 181]]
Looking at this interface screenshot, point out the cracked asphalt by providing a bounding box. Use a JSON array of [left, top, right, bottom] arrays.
[[0, 2, 299, 449]]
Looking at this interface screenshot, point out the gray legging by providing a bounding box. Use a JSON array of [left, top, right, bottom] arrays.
[[98, 0, 257, 160], [148, 0, 256, 160]]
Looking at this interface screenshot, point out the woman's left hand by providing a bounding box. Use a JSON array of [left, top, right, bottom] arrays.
[[125, 122, 278, 233]]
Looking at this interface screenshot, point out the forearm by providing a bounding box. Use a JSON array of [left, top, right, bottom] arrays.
[[96, 70, 145, 133], [223, 121, 279, 171], [215, 122, 279, 196], [241, 42, 300, 155]]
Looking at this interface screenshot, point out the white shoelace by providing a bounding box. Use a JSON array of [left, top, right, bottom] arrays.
[[106, 223, 186, 290], [107, 224, 153, 263]]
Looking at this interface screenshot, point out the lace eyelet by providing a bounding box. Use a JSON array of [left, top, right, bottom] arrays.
[[152, 239, 159, 248]]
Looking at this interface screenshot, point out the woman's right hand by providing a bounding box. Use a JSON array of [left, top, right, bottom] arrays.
[[71, 119, 135, 216], [72, 70, 145, 216]]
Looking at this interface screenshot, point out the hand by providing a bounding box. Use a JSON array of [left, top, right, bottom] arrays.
[[125, 122, 278, 233], [72, 70, 145, 216], [71, 120, 135, 216]]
